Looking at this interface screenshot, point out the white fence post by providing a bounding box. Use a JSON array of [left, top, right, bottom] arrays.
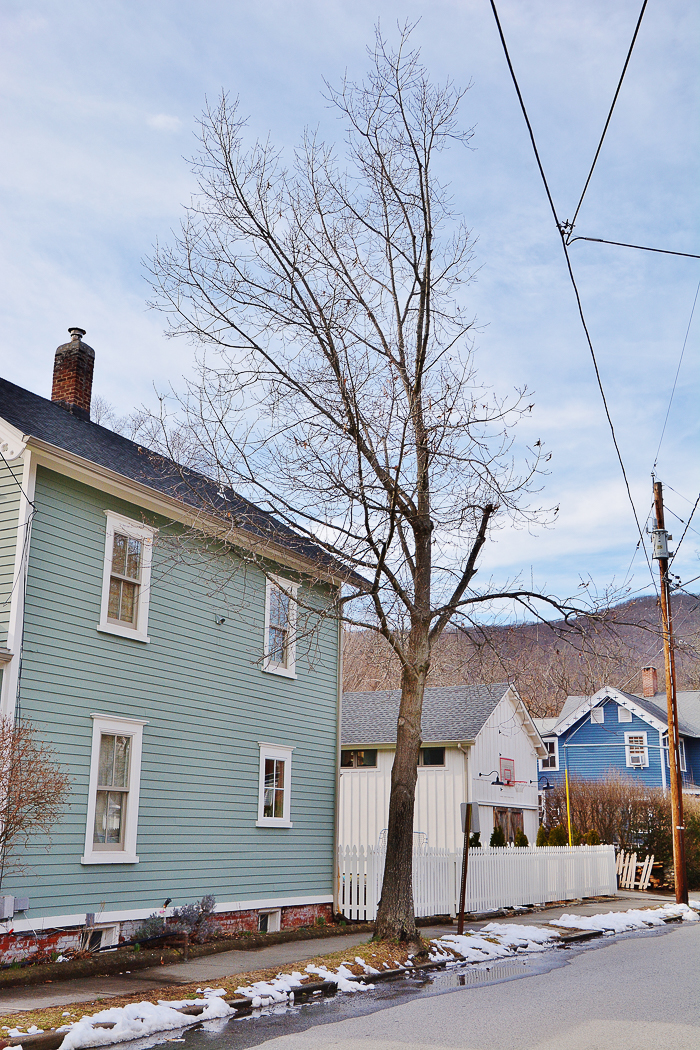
[[337, 843, 618, 921]]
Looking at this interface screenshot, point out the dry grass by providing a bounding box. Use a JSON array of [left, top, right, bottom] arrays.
[[0, 938, 441, 1035]]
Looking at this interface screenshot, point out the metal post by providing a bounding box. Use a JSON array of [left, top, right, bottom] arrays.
[[457, 803, 472, 935], [653, 481, 688, 904]]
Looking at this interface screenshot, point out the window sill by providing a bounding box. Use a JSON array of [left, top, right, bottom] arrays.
[[81, 853, 139, 865], [97, 624, 150, 644], [262, 663, 297, 679], [256, 818, 293, 828]]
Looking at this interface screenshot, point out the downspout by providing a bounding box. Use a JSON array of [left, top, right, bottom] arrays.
[[660, 729, 667, 792], [332, 614, 343, 918]]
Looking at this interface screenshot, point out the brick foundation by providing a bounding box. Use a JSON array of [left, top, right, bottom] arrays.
[[0, 902, 334, 962]]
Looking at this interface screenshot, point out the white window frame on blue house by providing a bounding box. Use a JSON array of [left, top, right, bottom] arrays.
[[590, 707, 604, 724], [263, 575, 298, 678], [82, 713, 147, 865], [663, 733, 686, 772], [256, 742, 294, 828], [539, 737, 559, 772], [97, 512, 156, 643], [624, 731, 648, 768]]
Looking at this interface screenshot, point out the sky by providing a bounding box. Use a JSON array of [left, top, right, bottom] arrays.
[[1, 0, 698, 612]]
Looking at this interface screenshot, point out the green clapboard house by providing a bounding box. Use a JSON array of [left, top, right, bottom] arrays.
[[0, 328, 345, 956]]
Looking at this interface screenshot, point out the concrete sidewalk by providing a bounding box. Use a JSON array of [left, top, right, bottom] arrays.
[[0, 891, 675, 1014]]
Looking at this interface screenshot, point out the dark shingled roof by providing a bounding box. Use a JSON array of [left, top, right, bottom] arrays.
[[342, 683, 510, 745], [0, 375, 353, 578]]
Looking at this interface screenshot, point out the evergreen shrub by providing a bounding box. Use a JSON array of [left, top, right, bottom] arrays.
[[513, 827, 529, 847], [489, 825, 506, 847]]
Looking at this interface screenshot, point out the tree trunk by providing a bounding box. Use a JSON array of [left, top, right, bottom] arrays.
[[375, 630, 429, 946]]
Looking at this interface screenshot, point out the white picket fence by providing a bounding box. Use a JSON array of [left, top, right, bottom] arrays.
[[337, 844, 617, 921]]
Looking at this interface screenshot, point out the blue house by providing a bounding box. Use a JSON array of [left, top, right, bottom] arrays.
[[0, 328, 349, 958], [534, 669, 700, 794]]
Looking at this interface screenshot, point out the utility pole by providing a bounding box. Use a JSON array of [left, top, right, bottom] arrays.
[[652, 480, 688, 904]]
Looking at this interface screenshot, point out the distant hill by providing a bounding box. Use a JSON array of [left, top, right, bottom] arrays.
[[342, 593, 700, 717]]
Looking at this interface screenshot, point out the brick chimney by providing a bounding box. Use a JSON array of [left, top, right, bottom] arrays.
[[642, 665, 658, 698], [51, 328, 95, 421]]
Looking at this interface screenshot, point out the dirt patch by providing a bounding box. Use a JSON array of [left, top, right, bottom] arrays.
[[0, 924, 374, 992]]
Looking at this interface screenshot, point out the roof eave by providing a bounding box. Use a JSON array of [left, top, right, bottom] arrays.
[[25, 435, 352, 587]]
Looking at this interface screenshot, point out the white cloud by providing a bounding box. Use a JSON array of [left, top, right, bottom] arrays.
[[147, 114, 182, 132]]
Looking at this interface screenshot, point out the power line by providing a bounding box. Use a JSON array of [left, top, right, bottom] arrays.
[[488, 0, 657, 593], [568, 236, 700, 261], [671, 491, 700, 564], [653, 277, 700, 470], [567, 0, 649, 234]]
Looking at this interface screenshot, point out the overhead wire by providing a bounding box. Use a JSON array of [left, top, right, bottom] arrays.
[[670, 490, 700, 564], [566, 0, 649, 234], [652, 277, 700, 470], [487, 0, 657, 595], [568, 236, 700, 260]]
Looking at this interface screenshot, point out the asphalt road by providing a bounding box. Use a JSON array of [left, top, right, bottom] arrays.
[[231, 921, 700, 1050]]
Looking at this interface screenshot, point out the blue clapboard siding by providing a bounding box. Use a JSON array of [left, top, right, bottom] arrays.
[[686, 739, 700, 785], [0, 461, 22, 647], [545, 699, 666, 789], [6, 466, 339, 919]]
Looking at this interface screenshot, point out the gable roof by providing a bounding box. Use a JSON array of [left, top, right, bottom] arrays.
[[552, 686, 700, 738], [342, 683, 511, 745], [0, 375, 356, 582]]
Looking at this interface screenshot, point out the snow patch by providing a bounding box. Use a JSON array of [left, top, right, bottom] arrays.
[[55, 998, 233, 1050], [549, 902, 697, 934]]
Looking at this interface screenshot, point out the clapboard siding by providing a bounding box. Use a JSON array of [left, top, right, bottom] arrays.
[[545, 698, 665, 788], [0, 461, 22, 646], [6, 466, 339, 918]]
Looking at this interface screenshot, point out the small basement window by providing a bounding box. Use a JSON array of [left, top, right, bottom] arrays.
[[340, 749, 377, 768], [258, 909, 281, 933], [419, 747, 445, 766]]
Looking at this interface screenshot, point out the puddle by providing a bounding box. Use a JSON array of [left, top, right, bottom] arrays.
[[152, 921, 680, 1048]]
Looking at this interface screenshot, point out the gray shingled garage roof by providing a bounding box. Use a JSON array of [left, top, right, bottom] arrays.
[[342, 683, 510, 745]]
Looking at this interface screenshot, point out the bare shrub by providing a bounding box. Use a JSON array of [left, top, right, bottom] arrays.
[[0, 718, 72, 886]]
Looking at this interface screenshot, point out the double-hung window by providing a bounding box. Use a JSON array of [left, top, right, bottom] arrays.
[[257, 743, 294, 827], [82, 714, 146, 864], [264, 576, 297, 677], [540, 738, 559, 771], [98, 512, 156, 642], [625, 731, 648, 768], [663, 732, 687, 772]]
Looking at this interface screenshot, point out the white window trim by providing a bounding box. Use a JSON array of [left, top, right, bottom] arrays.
[[82, 714, 147, 865], [539, 738, 559, 772], [663, 733, 687, 772], [256, 742, 294, 828], [258, 908, 281, 933], [625, 730, 649, 768], [591, 707, 604, 724], [97, 511, 156, 643], [263, 575, 298, 678], [617, 705, 633, 722]]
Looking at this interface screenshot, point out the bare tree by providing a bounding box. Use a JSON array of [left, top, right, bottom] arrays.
[[0, 719, 71, 886], [148, 26, 603, 945]]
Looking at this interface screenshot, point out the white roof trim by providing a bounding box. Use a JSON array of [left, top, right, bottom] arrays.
[[503, 684, 549, 759], [552, 687, 667, 737]]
